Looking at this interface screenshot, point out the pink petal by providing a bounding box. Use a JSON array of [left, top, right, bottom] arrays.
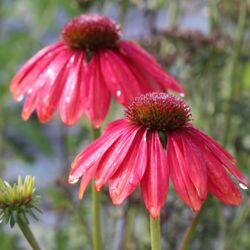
[[59, 51, 86, 126], [36, 49, 75, 122], [187, 127, 248, 187], [21, 48, 70, 120], [109, 128, 148, 204], [70, 119, 129, 177], [84, 52, 111, 128], [99, 49, 142, 106], [168, 133, 204, 211], [94, 123, 143, 190], [141, 131, 169, 218], [10, 42, 65, 98], [204, 149, 242, 205], [170, 130, 208, 200], [118, 40, 185, 94]]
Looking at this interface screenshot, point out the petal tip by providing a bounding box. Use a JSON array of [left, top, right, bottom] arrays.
[[149, 207, 160, 219]]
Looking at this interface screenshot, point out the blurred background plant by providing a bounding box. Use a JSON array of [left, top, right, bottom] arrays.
[[0, 0, 249, 249]]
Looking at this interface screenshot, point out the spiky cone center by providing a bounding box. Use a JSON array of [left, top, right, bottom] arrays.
[[126, 92, 191, 131], [61, 13, 121, 50]]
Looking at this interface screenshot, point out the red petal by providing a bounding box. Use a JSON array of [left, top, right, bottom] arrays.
[[36, 49, 75, 122], [99, 49, 142, 106], [69, 122, 127, 178], [94, 124, 143, 190], [59, 51, 86, 126], [84, 52, 111, 128], [109, 128, 147, 204], [204, 149, 242, 205], [21, 48, 69, 120], [170, 130, 208, 199], [168, 133, 204, 211], [187, 127, 248, 187], [10, 42, 65, 98], [141, 131, 169, 218], [118, 40, 185, 94]]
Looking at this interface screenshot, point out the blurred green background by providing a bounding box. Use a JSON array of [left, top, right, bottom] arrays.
[[0, 0, 250, 249]]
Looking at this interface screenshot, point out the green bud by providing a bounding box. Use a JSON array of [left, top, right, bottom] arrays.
[[0, 176, 41, 228]]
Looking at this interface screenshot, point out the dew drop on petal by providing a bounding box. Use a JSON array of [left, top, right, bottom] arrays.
[[179, 93, 185, 98], [69, 176, 79, 184], [17, 95, 24, 102], [27, 88, 33, 94], [116, 90, 121, 97], [239, 183, 248, 190]]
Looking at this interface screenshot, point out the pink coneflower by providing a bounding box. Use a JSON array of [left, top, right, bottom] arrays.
[[69, 92, 248, 218], [10, 14, 184, 127]]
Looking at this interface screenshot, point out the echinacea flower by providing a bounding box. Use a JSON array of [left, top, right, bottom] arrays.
[[69, 92, 248, 218], [10, 14, 184, 127]]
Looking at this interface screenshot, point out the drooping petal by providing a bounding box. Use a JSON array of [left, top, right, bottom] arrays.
[[94, 123, 143, 190], [186, 127, 248, 187], [204, 148, 242, 205], [99, 49, 142, 105], [109, 128, 148, 204], [36, 49, 75, 122], [118, 40, 185, 94], [141, 131, 169, 218], [84, 52, 111, 128], [10, 42, 65, 98], [168, 133, 204, 211], [59, 51, 86, 126], [170, 130, 208, 200], [21, 48, 70, 120], [69, 121, 129, 196]]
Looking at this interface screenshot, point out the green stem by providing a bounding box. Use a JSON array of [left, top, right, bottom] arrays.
[[91, 127, 103, 250], [122, 206, 136, 250], [150, 216, 161, 250], [168, 0, 179, 28], [222, 0, 247, 146], [178, 203, 207, 250], [17, 218, 42, 250]]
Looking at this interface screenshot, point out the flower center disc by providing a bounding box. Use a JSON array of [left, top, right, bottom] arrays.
[[126, 93, 191, 131], [61, 14, 121, 50]]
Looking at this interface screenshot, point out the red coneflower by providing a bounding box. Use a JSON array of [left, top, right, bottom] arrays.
[[69, 92, 248, 218], [10, 14, 184, 127]]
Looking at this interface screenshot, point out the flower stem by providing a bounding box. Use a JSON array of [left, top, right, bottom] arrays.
[[17, 218, 42, 250], [222, 0, 247, 146], [178, 202, 207, 250], [150, 216, 161, 250], [91, 127, 103, 250]]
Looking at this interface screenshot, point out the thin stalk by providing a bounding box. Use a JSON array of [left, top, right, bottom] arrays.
[[168, 0, 179, 28], [178, 202, 207, 250], [208, 0, 220, 32], [222, 0, 247, 146], [122, 206, 136, 250], [17, 219, 42, 250], [150, 216, 161, 250], [91, 127, 103, 250]]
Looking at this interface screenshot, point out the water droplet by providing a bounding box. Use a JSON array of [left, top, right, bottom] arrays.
[[69, 176, 79, 184], [28, 88, 32, 94], [179, 93, 185, 98], [117, 90, 121, 97], [17, 95, 24, 102], [239, 183, 248, 190]]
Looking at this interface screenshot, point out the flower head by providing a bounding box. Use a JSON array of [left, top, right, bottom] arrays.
[[10, 13, 184, 127], [69, 93, 248, 218], [0, 176, 41, 227]]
